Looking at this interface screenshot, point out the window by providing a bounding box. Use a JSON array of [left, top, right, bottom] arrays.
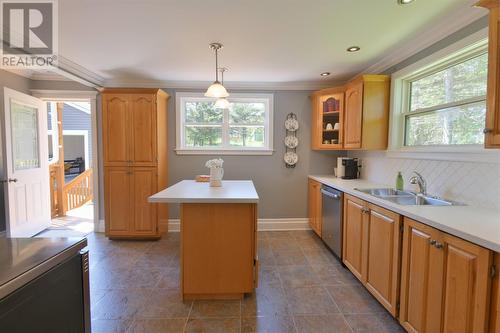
[[399, 43, 488, 148], [176, 93, 273, 154]]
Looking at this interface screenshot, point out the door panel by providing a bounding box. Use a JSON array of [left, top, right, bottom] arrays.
[[441, 234, 492, 333], [103, 95, 129, 165], [132, 168, 157, 234], [344, 80, 363, 149], [343, 194, 366, 281], [130, 95, 156, 165], [365, 204, 401, 316], [400, 218, 444, 333], [105, 167, 131, 234], [3, 88, 50, 237]]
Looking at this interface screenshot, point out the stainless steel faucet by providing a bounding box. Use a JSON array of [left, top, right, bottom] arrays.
[[409, 171, 427, 196]]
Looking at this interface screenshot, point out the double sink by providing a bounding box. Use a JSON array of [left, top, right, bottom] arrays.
[[355, 188, 461, 206]]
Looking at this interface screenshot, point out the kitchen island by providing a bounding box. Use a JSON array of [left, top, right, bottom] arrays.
[[149, 180, 259, 300]]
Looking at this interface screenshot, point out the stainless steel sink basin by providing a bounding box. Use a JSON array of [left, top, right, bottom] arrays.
[[355, 188, 461, 206], [355, 188, 414, 197], [383, 195, 454, 206]]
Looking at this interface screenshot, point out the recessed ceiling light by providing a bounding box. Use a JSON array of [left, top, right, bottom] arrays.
[[320, 72, 331, 77], [397, 0, 415, 4], [347, 46, 360, 52]]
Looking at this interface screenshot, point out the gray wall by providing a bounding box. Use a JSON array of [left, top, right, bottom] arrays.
[[0, 70, 32, 232], [165, 89, 340, 219]]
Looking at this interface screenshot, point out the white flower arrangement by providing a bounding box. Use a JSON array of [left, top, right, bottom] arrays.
[[205, 158, 224, 169]]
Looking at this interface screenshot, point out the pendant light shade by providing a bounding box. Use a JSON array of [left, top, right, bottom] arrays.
[[205, 82, 229, 98], [205, 43, 230, 98], [215, 97, 231, 109]]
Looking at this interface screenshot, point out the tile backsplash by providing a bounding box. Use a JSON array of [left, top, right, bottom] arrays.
[[349, 151, 500, 210]]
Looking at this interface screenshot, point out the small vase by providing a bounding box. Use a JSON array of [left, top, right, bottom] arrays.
[[209, 167, 224, 187]]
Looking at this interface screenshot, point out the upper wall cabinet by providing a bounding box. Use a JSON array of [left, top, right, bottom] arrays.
[[311, 87, 345, 150], [311, 75, 390, 150], [478, 1, 500, 148]]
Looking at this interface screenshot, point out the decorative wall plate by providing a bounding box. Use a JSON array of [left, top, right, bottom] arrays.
[[284, 152, 298, 165], [284, 118, 299, 131], [284, 135, 299, 148]]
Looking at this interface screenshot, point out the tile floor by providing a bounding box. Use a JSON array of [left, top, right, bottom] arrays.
[[87, 230, 405, 333]]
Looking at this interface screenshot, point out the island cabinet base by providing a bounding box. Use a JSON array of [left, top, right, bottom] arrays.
[[180, 202, 258, 300]]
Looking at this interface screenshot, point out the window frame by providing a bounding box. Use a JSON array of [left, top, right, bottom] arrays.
[[175, 92, 274, 155], [387, 31, 500, 162]]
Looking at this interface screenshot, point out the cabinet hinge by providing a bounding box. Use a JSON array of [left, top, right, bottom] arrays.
[[491, 264, 498, 279], [396, 301, 400, 310], [399, 224, 404, 233]]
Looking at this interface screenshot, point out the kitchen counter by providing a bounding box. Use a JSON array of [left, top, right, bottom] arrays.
[[148, 180, 259, 204], [310, 175, 500, 252], [0, 237, 87, 299]]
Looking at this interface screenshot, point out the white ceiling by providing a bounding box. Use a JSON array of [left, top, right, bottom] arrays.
[[51, 0, 485, 87]]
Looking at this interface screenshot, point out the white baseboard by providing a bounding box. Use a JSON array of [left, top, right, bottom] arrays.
[[161, 218, 311, 233]]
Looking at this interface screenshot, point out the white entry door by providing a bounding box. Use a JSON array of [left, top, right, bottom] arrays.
[[3, 88, 50, 237]]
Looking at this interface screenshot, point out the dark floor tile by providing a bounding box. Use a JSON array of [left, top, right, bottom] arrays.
[[344, 312, 405, 333], [273, 248, 308, 266], [285, 286, 339, 315], [127, 318, 186, 333], [156, 266, 180, 289], [294, 314, 352, 333], [138, 289, 192, 319], [242, 283, 290, 317], [92, 289, 152, 319], [189, 300, 241, 318], [185, 318, 240, 333], [277, 265, 321, 288], [116, 267, 164, 289], [91, 319, 132, 333], [257, 266, 281, 287], [326, 284, 385, 314], [134, 251, 175, 268], [241, 315, 296, 333]]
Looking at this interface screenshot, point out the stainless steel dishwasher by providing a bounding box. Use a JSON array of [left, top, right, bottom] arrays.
[[320, 185, 343, 259]]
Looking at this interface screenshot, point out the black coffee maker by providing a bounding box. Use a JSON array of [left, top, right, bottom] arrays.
[[342, 158, 360, 179]]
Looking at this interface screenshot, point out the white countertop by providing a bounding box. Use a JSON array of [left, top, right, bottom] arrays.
[[149, 180, 259, 204], [310, 175, 500, 253]]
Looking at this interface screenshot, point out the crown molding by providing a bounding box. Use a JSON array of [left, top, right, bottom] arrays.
[[360, 0, 488, 76], [51, 55, 105, 88], [102, 79, 344, 91]]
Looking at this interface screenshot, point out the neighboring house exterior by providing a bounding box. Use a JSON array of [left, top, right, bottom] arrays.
[[48, 102, 92, 170]]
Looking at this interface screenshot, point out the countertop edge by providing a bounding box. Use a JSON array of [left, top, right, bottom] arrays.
[[309, 175, 500, 253], [0, 238, 88, 300], [149, 198, 260, 204]]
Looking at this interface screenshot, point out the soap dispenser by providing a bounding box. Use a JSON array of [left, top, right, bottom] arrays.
[[396, 171, 404, 191]]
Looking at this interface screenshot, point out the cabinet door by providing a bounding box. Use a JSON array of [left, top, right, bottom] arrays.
[[132, 168, 158, 235], [480, 2, 500, 148], [441, 233, 492, 333], [308, 179, 321, 236], [365, 204, 401, 316], [130, 94, 157, 165], [105, 167, 132, 235], [103, 95, 130, 165], [343, 194, 367, 281], [344, 80, 363, 149], [399, 218, 445, 333]]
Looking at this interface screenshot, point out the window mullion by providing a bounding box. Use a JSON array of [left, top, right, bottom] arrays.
[[222, 108, 230, 149]]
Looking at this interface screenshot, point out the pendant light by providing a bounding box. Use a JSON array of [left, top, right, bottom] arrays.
[[205, 43, 229, 98], [215, 67, 231, 109]]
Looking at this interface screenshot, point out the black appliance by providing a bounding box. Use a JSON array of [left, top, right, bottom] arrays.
[[342, 158, 360, 179]]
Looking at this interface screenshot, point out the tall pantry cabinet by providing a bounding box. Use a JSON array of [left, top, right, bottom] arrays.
[[102, 88, 169, 239]]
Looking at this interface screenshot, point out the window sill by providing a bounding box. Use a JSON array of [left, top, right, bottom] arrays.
[[386, 146, 500, 163], [175, 149, 274, 156]]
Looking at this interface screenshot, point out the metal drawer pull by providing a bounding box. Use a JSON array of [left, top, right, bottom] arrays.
[[434, 242, 443, 249], [0, 178, 17, 183], [483, 128, 493, 134], [429, 239, 437, 246]]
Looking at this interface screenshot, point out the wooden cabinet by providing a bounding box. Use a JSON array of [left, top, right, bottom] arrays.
[[342, 194, 402, 316], [478, 1, 500, 148], [307, 179, 322, 236], [311, 88, 344, 150], [400, 217, 493, 333], [344, 79, 363, 149], [102, 88, 169, 239], [311, 75, 390, 150], [490, 254, 500, 333]]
